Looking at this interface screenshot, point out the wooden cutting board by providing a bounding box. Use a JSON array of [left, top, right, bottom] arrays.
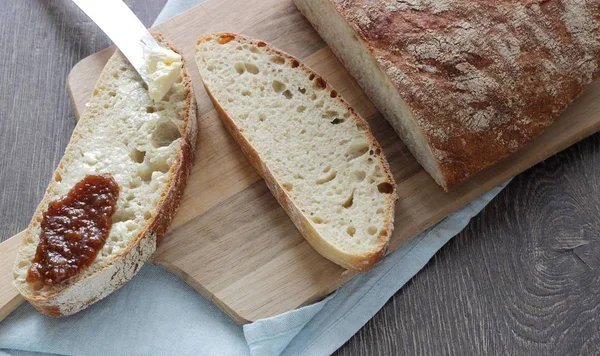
[[1, 0, 600, 324]]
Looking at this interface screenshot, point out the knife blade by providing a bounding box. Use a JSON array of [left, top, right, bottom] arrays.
[[71, 0, 160, 85]]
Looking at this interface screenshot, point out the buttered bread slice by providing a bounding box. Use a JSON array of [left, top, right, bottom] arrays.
[[13, 36, 197, 316], [195, 33, 396, 271]]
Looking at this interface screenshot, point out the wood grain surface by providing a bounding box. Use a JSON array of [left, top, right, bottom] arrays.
[[0, 1, 599, 355]]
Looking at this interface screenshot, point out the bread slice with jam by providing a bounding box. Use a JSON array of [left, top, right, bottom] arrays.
[[12, 35, 197, 316]]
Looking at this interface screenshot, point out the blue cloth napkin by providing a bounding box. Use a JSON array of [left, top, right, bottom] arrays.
[[0, 1, 509, 355]]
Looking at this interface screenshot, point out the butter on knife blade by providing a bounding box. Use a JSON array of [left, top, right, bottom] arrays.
[[71, 0, 181, 102]]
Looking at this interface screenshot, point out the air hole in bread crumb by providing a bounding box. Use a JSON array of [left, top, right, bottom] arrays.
[[218, 34, 234, 44], [331, 118, 344, 125], [309, 73, 315, 80], [126, 193, 135, 201], [139, 163, 161, 182], [298, 87, 306, 94], [234, 62, 245, 74], [368, 226, 378, 235], [207, 64, 216, 72], [282, 90, 293, 99], [315, 99, 324, 108], [17, 260, 29, 269], [341, 190, 354, 208], [374, 165, 383, 178], [120, 66, 127, 71], [272, 80, 286, 93], [316, 170, 337, 184], [347, 142, 369, 159], [242, 90, 252, 97], [249, 46, 259, 53], [151, 119, 181, 148], [282, 183, 293, 191], [129, 178, 142, 189], [377, 182, 394, 194], [347, 226, 356, 237], [353, 171, 366, 182], [143, 211, 152, 220], [112, 72, 119, 79], [54, 172, 62, 182], [323, 165, 331, 173], [142, 83, 148, 90], [244, 63, 259, 74], [290, 59, 299, 68], [330, 90, 338, 98], [228, 97, 234, 102], [108, 91, 116, 97], [130, 149, 146, 163], [270, 55, 285, 64], [323, 110, 338, 118], [112, 210, 135, 224], [313, 77, 326, 89], [375, 148, 381, 155], [146, 106, 156, 113], [297, 105, 306, 113], [300, 128, 306, 134], [311, 217, 324, 224], [259, 113, 266, 122], [377, 208, 384, 214]]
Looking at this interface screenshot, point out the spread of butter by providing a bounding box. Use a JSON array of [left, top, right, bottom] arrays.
[[145, 46, 182, 102]]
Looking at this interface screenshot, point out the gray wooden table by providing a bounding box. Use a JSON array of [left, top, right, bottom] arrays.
[[1, 1, 599, 355]]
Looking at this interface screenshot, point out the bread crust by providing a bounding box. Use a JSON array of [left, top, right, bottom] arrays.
[[13, 34, 197, 316], [196, 33, 396, 271], [299, 0, 600, 188]]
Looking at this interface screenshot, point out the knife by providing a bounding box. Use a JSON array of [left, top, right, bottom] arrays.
[[71, 0, 178, 100]]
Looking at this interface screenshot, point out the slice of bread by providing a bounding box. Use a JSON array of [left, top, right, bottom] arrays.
[[12, 35, 197, 316], [195, 33, 396, 271]]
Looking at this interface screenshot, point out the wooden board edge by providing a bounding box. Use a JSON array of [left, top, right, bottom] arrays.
[[0, 233, 26, 322], [151, 259, 251, 324]]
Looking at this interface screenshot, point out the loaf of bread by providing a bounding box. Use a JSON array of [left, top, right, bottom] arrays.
[[294, 0, 600, 189], [12, 36, 197, 316], [195, 33, 397, 271]]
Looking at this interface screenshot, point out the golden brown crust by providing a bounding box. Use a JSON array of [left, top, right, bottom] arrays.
[[15, 34, 198, 316], [324, 0, 600, 187], [197, 33, 396, 271]]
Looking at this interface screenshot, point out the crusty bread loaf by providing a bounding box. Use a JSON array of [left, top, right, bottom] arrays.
[[12, 35, 197, 316], [294, 0, 600, 190], [195, 33, 397, 271]]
